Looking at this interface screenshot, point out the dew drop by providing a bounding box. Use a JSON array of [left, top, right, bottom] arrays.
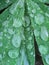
[[8, 50, 19, 59], [34, 29, 40, 37], [35, 13, 44, 25], [39, 45, 48, 55], [41, 26, 48, 41], [30, 52, 33, 56], [12, 34, 21, 48], [30, 14, 34, 18], [13, 18, 22, 27], [28, 7, 30, 10], [32, 9, 36, 13], [26, 27, 30, 31], [28, 36, 32, 40], [45, 55, 49, 64], [27, 44, 32, 50]]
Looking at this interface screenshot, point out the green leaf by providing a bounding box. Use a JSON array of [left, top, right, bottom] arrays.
[[0, 0, 18, 11], [27, 0, 49, 65], [0, 0, 49, 65], [0, 0, 35, 65]]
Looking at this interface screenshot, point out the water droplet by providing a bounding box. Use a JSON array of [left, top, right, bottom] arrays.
[[28, 7, 30, 10], [41, 26, 48, 41], [39, 45, 48, 55], [12, 34, 21, 48], [27, 44, 32, 50], [13, 18, 22, 27], [28, 37, 32, 40], [26, 27, 30, 31], [8, 50, 19, 59], [32, 9, 36, 13], [7, 60, 10, 62], [30, 14, 34, 17], [45, 55, 49, 64], [34, 29, 40, 37], [30, 52, 33, 55], [35, 14, 44, 25], [0, 54, 2, 61]]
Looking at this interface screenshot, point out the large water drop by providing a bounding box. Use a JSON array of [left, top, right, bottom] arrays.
[[34, 29, 40, 37], [41, 26, 48, 41], [8, 50, 19, 59], [35, 13, 44, 25], [39, 45, 48, 55], [27, 44, 32, 50], [12, 34, 21, 48]]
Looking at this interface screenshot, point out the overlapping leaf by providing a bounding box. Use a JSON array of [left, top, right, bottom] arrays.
[[0, 0, 35, 65], [26, 0, 49, 65]]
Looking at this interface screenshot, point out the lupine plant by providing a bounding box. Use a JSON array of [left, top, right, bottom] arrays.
[[0, 0, 49, 65]]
